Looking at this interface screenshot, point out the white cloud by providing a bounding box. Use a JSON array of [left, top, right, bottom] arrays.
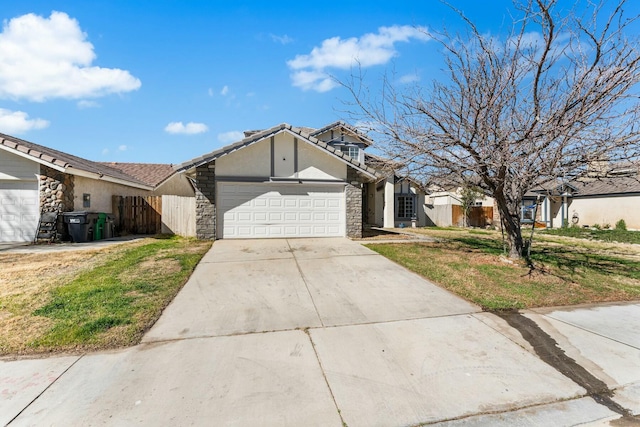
[[0, 11, 141, 102], [270, 33, 293, 45], [217, 131, 244, 144], [77, 100, 100, 109], [101, 148, 109, 155], [287, 25, 430, 92], [164, 121, 209, 135], [0, 108, 49, 134], [399, 73, 420, 84], [208, 88, 214, 97], [220, 85, 229, 96], [118, 145, 127, 151]]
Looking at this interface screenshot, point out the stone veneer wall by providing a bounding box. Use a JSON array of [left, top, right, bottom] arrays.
[[195, 164, 216, 240], [345, 168, 363, 238], [39, 165, 74, 213]]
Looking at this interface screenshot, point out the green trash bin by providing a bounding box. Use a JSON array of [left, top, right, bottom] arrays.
[[94, 213, 107, 240]]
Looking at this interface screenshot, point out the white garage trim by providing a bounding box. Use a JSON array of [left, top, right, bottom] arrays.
[[0, 180, 39, 242], [217, 182, 345, 239]]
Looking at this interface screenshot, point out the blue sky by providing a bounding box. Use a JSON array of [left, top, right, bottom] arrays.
[[0, 1, 636, 164]]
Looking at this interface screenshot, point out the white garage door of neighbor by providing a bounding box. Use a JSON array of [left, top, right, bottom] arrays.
[[0, 181, 39, 242], [218, 182, 345, 238]]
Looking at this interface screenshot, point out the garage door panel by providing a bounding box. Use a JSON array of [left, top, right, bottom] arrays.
[[0, 182, 39, 242], [218, 183, 345, 239]]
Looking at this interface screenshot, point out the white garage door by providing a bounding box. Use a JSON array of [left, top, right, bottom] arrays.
[[0, 181, 39, 242], [217, 182, 345, 238]]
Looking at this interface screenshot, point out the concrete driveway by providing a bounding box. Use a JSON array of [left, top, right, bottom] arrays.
[[2, 238, 638, 426]]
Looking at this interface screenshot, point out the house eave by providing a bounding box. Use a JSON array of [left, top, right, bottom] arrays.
[[69, 168, 154, 191], [0, 143, 66, 173]]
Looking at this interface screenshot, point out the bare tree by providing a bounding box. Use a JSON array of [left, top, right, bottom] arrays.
[[345, 0, 640, 259]]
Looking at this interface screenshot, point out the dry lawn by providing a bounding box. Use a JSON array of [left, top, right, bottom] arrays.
[[368, 228, 640, 310], [0, 237, 211, 356]]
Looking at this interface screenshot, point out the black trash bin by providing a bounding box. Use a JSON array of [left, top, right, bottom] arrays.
[[62, 212, 99, 243]]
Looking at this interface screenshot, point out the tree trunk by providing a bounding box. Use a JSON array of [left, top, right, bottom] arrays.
[[494, 194, 524, 259]]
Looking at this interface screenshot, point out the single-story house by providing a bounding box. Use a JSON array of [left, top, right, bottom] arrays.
[[523, 167, 640, 229], [0, 132, 193, 242], [423, 189, 494, 227], [175, 121, 435, 240]]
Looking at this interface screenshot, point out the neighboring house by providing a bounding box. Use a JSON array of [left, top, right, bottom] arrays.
[[524, 168, 640, 229], [422, 189, 494, 227], [100, 162, 194, 197], [0, 133, 193, 242]]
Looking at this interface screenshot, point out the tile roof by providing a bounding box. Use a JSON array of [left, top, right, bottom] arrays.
[[570, 175, 640, 196], [174, 123, 380, 178], [0, 132, 151, 188], [526, 173, 640, 197], [98, 162, 176, 187]]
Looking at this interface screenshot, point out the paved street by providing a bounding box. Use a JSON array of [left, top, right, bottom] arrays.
[[1, 238, 638, 426]]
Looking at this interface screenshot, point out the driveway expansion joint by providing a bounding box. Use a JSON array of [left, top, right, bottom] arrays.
[[6, 355, 84, 426]]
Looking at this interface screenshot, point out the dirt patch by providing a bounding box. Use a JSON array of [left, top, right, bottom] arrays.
[[130, 257, 182, 277]]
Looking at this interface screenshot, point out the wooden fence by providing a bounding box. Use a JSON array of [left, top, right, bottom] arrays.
[[161, 195, 196, 237], [111, 195, 196, 237], [112, 196, 162, 235], [452, 205, 494, 227]]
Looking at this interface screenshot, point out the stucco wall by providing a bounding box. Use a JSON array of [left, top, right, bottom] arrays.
[[216, 134, 347, 181], [153, 174, 194, 197], [567, 195, 640, 229], [73, 176, 151, 212], [425, 204, 453, 227], [273, 133, 295, 177], [298, 141, 346, 180], [215, 139, 271, 177]]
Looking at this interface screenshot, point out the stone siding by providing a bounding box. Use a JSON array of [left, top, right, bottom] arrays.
[[345, 168, 363, 238], [195, 164, 216, 240], [39, 165, 74, 213], [38, 165, 75, 240]]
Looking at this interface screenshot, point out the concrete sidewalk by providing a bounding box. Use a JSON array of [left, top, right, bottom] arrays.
[[2, 238, 638, 426], [0, 236, 145, 254]]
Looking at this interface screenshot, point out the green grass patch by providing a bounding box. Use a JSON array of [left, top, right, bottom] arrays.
[[12, 236, 211, 353], [367, 237, 640, 310], [541, 227, 640, 245]]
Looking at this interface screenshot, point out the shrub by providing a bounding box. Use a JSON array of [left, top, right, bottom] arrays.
[[615, 219, 627, 231], [603, 223, 611, 230], [593, 223, 602, 230]]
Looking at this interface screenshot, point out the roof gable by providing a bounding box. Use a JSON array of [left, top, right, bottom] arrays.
[[308, 121, 374, 147], [174, 123, 379, 178]]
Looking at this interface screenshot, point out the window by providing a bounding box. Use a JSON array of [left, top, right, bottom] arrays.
[[396, 195, 416, 219], [340, 145, 359, 159], [521, 202, 536, 222]]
